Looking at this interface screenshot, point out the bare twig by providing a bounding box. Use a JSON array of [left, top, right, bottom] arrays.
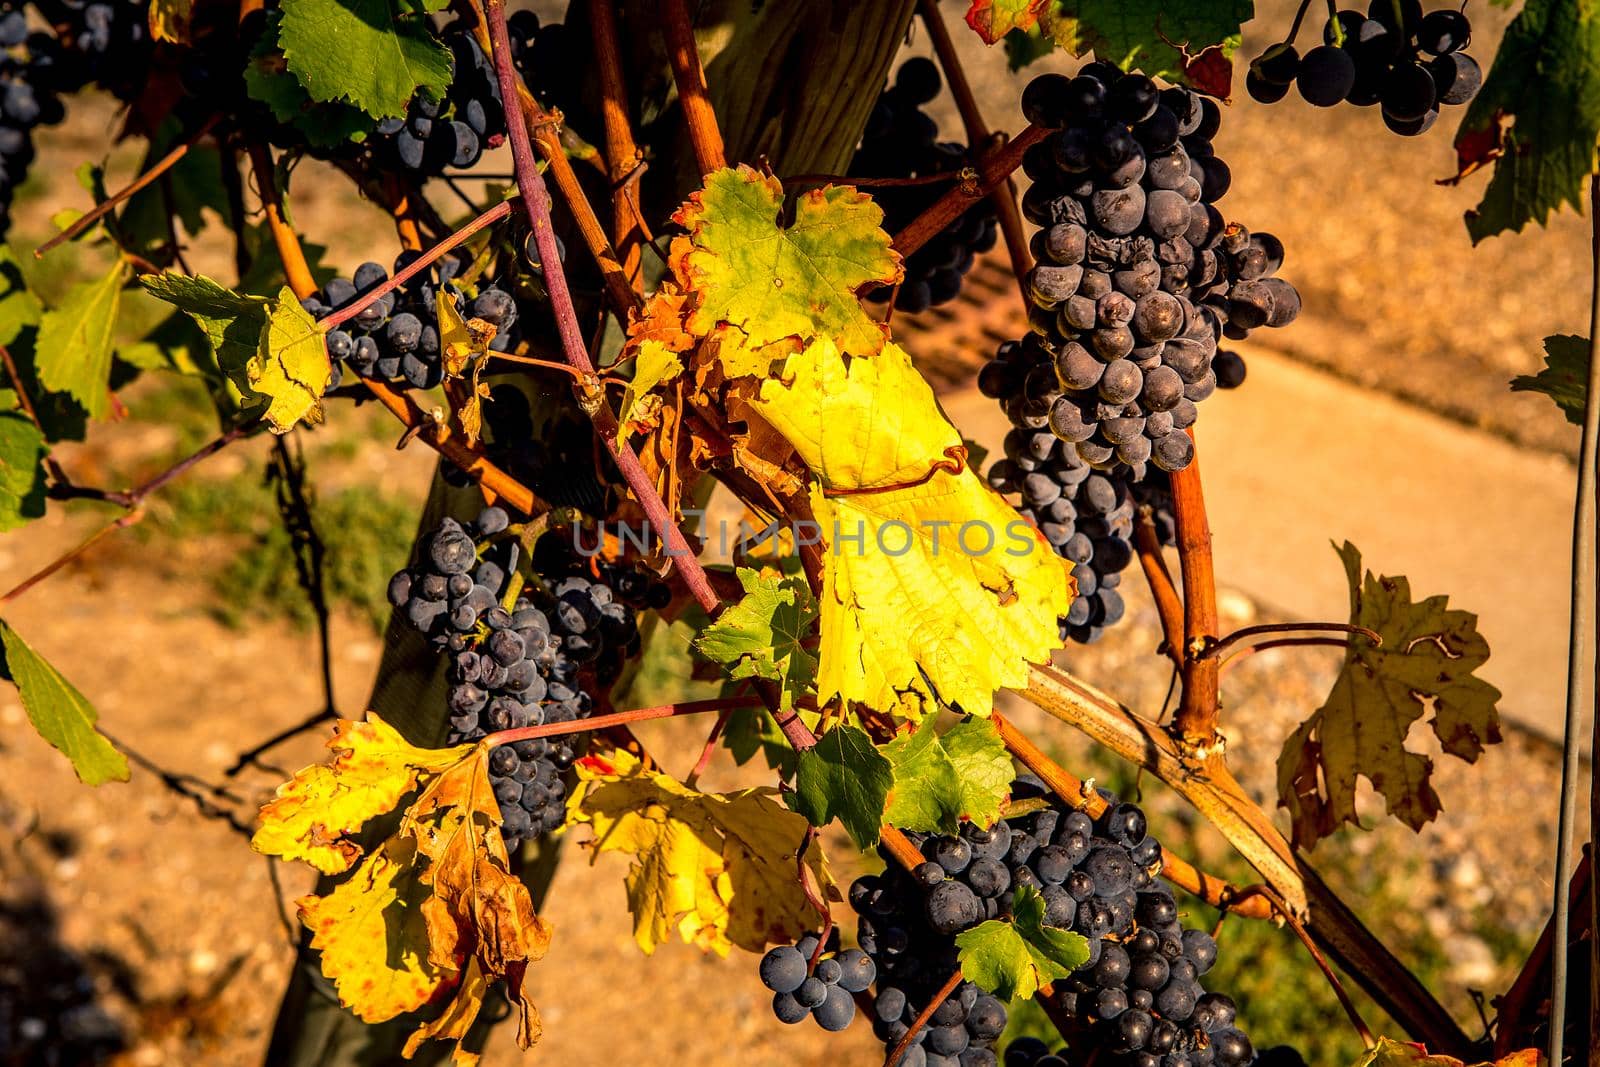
[[224, 706, 337, 778], [1168, 436, 1221, 747], [658, 0, 727, 175], [892, 124, 1048, 259], [3, 426, 248, 604], [1199, 621, 1381, 661], [588, 0, 647, 290], [1562, 169, 1600, 1067], [1218, 636, 1366, 677], [0, 343, 68, 484], [36, 116, 221, 258], [990, 709, 1273, 921], [1133, 512, 1184, 665], [685, 704, 736, 787], [245, 142, 317, 298], [1228, 884, 1376, 1049], [916, 0, 1032, 285], [267, 438, 337, 724], [886, 969, 964, 1067]]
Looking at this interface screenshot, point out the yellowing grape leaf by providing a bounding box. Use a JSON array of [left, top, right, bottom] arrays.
[[253, 716, 468, 874], [566, 748, 834, 956], [618, 339, 685, 436], [1279, 544, 1504, 849], [299, 838, 443, 1021], [671, 165, 902, 359], [255, 287, 332, 432], [965, 0, 1049, 42], [751, 340, 1072, 716], [148, 0, 193, 42], [258, 717, 551, 1061], [1351, 1037, 1538, 1067]]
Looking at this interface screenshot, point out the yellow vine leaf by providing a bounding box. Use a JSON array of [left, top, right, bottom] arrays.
[[670, 164, 902, 360], [252, 716, 468, 875], [255, 716, 551, 1062], [617, 339, 684, 436], [255, 287, 333, 433], [299, 838, 442, 1021], [750, 340, 1072, 716], [565, 748, 834, 957]]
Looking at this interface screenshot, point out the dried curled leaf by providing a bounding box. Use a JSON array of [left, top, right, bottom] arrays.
[[670, 164, 902, 360], [1279, 544, 1503, 849], [566, 749, 834, 956], [751, 340, 1072, 717], [255, 716, 551, 1062], [252, 716, 466, 874], [1351, 1038, 1538, 1067]]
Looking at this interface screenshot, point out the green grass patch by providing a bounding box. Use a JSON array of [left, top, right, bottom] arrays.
[[146, 470, 417, 632]]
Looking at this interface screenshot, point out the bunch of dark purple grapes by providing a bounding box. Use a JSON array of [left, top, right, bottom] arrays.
[[368, 18, 531, 173], [1004, 1036, 1308, 1067], [996, 63, 1297, 477], [301, 252, 521, 391], [1247, 0, 1480, 135], [386, 509, 661, 847], [841, 780, 1261, 1066], [853, 56, 1000, 313], [759, 928, 875, 1033]]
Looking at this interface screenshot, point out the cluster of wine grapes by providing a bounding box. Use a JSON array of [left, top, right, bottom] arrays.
[[302, 253, 520, 391], [1247, 1, 1481, 135], [1005, 1037, 1309, 1067], [821, 779, 1267, 1066], [760, 929, 875, 1032], [386, 508, 658, 846], [853, 56, 999, 313], [1003, 63, 1298, 476], [983, 403, 1135, 644], [370, 20, 519, 174]]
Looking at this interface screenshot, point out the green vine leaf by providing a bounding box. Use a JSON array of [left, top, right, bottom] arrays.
[[881, 717, 1011, 834], [694, 567, 818, 712], [140, 275, 328, 432], [954, 885, 1089, 1000], [277, 0, 453, 119], [1278, 543, 1504, 849], [1511, 334, 1588, 425], [0, 619, 128, 786], [0, 412, 46, 531], [986, 0, 1251, 87], [35, 258, 129, 420], [792, 724, 892, 848], [1454, 0, 1600, 242]]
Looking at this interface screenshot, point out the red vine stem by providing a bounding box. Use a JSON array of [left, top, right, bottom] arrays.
[[1, 426, 247, 604], [485, 0, 712, 606], [658, 0, 728, 175], [885, 968, 964, 1067], [892, 124, 1048, 259], [318, 199, 511, 331], [685, 705, 736, 786], [1132, 513, 1184, 665], [36, 115, 221, 258], [1167, 434, 1221, 747], [482, 697, 759, 749], [916, 0, 1032, 285]]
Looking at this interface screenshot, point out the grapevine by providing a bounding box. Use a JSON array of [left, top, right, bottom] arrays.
[[0, 0, 1587, 1065]]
